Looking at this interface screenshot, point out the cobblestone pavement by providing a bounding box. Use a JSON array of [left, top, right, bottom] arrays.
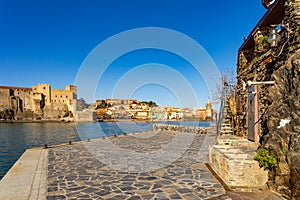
[[47, 131, 226, 199]]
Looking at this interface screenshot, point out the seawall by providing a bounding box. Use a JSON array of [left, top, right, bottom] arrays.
[[153, 123, 213, 134]]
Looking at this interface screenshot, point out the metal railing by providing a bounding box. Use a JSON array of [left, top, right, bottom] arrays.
[[216, 99, 224, 137]]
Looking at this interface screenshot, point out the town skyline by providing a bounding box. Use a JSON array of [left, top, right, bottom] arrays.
[[0, 82, 215, 122]]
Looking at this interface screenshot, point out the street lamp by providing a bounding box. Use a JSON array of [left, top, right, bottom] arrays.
[[267, 23, 290, 47], [267, 28, 281, 47]]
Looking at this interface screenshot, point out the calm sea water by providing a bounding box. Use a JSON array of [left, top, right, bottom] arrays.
[[0, 121, 211, 180]]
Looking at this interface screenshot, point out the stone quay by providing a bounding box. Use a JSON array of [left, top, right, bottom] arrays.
[[0, 124, 229, 200]]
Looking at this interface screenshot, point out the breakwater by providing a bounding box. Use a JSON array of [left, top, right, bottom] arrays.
[[153, 123, 213, 134]]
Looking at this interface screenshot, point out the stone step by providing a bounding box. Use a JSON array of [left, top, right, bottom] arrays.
[[221, 129, 232, 132], [221, 127, 232, 130], [221, 126, 233, 129], [220, 131, 233, 135], [221, 123, 231, 127], [221, 129, 233, 132]]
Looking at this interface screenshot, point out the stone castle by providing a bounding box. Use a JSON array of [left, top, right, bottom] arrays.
[[0, 84, 77, 120]]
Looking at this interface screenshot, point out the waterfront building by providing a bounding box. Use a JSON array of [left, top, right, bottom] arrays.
[[0, 84, 77, 120], [105, 98, 137, 106], [188, 101, 214, 121], [94, 98, 214, 121], [166, 107, 183, 120]]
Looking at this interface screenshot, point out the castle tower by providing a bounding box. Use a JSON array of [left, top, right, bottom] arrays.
[[32, 84, 51, 106], [205, 101, 212, 120], [65, 85, 77, 113], [65, 85, 77, 94]]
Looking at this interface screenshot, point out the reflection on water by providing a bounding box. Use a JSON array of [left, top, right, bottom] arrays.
[[0, 121, 211, 180]]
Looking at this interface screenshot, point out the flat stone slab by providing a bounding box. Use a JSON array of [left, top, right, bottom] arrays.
[[0, 130, 225, 199], [47, 131, 225, 199]]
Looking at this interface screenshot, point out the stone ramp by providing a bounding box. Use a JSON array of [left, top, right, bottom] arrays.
[[0, 148, 47, 200]]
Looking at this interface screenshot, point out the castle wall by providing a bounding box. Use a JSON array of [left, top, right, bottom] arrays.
[[0, 88, 11, 110], [0, 87, 36, 119], [51, 89, 76, 113], [0, 84, 77, 121]]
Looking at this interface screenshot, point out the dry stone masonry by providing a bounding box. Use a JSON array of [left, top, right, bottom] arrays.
[[234, 0, 300, 198], [153, 124, 212, 135], [209, 135, 268, 191]]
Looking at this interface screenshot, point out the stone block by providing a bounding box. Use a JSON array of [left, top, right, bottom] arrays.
[[209, 136, 268, 191]]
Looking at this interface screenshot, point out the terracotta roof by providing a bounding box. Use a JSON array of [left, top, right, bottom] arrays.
[[0, 85, 32, 90], [239, 0, 284, 51]]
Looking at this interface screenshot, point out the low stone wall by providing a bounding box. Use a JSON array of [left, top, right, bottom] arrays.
[[74, 110, 97, 122], [209, 135, 268, 191], [153, 124, 212, 134]]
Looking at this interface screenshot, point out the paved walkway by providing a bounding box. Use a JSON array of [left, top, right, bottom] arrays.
[[47, 131, 226, 199], [0, 130, 284, 200], [0, 148, 47, 200]]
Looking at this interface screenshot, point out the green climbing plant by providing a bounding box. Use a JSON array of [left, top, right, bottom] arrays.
[[254, 149, 278, 170], [260, 35, 270, 48]]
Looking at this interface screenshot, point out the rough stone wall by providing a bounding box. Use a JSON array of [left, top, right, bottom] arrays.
[[235, 1, 300, 198], [262, 52, 300, 199], [0, 89, 11, 110], [51, 89, 76, 114], [0, 87, 37, 120], [153, 124, 211, 134]]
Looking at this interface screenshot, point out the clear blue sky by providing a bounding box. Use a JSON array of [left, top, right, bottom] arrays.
[[0, 0, 266, 108]]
